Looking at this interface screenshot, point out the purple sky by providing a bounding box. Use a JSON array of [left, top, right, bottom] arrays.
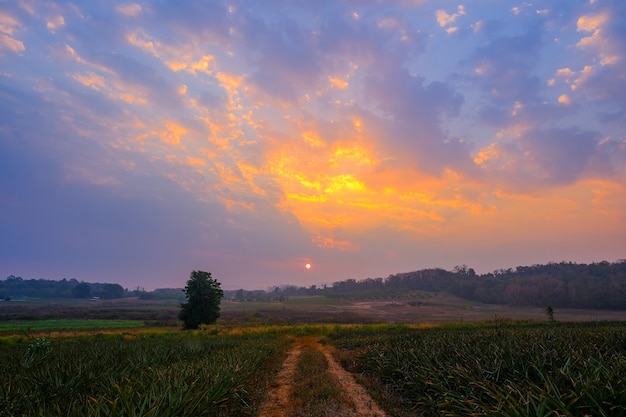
[[1, 1, 625, 291]]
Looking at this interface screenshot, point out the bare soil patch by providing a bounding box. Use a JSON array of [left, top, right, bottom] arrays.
[[320, 341, 387, 417], [221, 292, 626, 325], [257, 343, 302, 417]]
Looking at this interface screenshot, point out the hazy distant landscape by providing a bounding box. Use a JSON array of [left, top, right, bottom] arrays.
[[2, 260, 626, 416], [2, 260, 626, 325]]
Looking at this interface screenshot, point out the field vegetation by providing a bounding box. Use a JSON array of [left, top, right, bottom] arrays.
[[2, 288, 626, 416], [0, 329, 290, 416], [0, 319, 144, 332], [330, 322, 626, 416], [1, 320, 626, 416]]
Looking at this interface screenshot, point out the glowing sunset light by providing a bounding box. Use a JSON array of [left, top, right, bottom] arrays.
[[0, 1, 625, 291]]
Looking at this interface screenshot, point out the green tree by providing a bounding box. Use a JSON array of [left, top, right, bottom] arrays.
[[99, 283, 124, 299], [178, 270, 224, 330], [71, 282, 91, 298]]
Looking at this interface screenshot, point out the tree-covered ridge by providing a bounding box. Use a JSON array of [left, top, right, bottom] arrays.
[[0, 276, 125, 300], [229, 260, 626, 310], [5, 260, 626, 309], [385, 261, 626, 309]]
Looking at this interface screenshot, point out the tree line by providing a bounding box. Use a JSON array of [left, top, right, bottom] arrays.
[[229, 260, 626, 310], [5, 260, 626, 309], [383, 261, 626, 309], [0, 276, 125, 300]]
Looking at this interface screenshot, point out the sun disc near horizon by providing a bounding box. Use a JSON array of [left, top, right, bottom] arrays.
[[305, 263, 312, 269]]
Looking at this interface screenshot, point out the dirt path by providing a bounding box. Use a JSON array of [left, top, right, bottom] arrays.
[[257, 343, 303, 417], [258, 337, 387, 417]]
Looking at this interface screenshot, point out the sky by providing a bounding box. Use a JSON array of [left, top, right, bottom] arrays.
[[1, 0, 625, 291]]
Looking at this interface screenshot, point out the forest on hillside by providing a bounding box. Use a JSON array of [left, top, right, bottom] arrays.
[[3, 260, 626, 310], [234, 260, 626, 310], [383, 261, 626, 309]]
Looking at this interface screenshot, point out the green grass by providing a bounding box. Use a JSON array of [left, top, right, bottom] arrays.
[[0, 319, 145, 332]]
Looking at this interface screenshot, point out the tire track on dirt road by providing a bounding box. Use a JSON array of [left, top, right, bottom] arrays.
[[257, 343, 303, 417], [258, 337, 387, 417]]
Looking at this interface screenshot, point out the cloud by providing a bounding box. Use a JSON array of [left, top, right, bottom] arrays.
[[362, 72, 470, 174], [571, 1, 626, 120], [436, 5, 465, 29], [0, 77, 313, 289], [0, 11, 25, 54], [465, 27, 544, 106], [1, 0, 626, 289], [116, 3, 142, 18], [474, 126, 626, 189]]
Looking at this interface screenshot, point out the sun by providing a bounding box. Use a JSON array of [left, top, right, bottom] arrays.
[[305, 263, 312, 269]]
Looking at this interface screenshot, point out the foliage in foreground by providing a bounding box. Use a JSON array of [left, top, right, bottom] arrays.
[[0, 331, 288, 416], [330, 323, 626, 416]]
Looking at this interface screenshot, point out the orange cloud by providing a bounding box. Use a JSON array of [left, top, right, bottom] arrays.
[[576, 11, 619, 66], [558, 94, 571, 105], [467, 179, 626, 243], [46, 15, 65, 32], [436, 5, 465, 27], [187, 156, 205, 167], [126, 30, 159, 57], [0, 12, 20, 35], [154, 121, 189, 146], [64, 44, 114, 75], [302, 131, 326, 148], [72, 72, 106, 91], [311, 234, 360, 251], [577, 12, 608, 33], [189, 55, 216, 75], [474, 144, 500, 166], [556, 67, 575, 78], [263, 119, 494, 246], [0, 12, 25, 54], [117, 92, 147, 105], [329, 76, 349, 89], [71, 71, 148, 104], [216, 72, 244, 93]]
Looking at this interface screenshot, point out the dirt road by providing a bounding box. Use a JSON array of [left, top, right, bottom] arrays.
[[258, 337, 387, 417]]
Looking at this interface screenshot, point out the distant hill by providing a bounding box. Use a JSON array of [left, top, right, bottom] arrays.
[[382, 261, 626, 309], [5, 260, 626, 309], [229, 260, 626, 310]]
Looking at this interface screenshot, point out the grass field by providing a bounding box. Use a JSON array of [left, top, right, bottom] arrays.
[[2, 321, 626, 416], [2, 294, 626, 415], [0, 319, 145, 332]]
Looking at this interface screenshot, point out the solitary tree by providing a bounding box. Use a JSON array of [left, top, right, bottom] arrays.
[[179, 270, 224, 330]]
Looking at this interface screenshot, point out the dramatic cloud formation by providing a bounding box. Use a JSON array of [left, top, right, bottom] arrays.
[[1, 1, 625, 290]]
